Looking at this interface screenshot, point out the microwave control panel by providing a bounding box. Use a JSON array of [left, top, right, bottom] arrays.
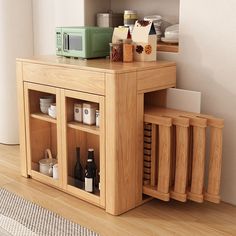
[[56, 28, 62, 55]]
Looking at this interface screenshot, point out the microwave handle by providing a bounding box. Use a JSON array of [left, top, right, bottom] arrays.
[[63, 33, 69, 51]]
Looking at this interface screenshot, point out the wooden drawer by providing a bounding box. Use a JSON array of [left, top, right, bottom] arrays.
[[22, 63, 105, 95], [137, 66, 176, 93]]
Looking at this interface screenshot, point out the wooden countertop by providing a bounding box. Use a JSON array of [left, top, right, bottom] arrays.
[[17, 55, 176, 74]]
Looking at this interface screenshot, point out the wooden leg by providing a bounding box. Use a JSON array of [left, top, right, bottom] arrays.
[[157, 124, 171, 200], [205, 123, 223, 203], [171, 117, 189, 202], [188, 118, 207, 203]]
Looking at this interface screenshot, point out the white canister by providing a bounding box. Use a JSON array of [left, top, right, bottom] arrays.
[[53, 164, 59, 180], [83, 103, 98, 125], [74, 103, 83, 122], [96, 110, 100, 127]]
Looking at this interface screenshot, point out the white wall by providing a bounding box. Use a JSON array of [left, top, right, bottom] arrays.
[[32, 0, 84, 55], [158, 0, 236, 205], [111, 0, 180, 24], [0, 0, 33, 144]]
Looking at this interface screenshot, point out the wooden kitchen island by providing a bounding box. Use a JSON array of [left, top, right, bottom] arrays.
[[17, 56, 176, 215]]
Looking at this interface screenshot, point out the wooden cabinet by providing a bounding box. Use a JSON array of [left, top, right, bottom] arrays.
[[17, 56, 176, 215]]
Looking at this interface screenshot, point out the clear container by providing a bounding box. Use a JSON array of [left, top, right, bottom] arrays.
[[109, 42, 123, 62], [123, 39, 133, 63]]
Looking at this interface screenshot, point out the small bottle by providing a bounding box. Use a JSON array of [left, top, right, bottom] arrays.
[[74, 147, 83, 188], [85, 149, 97, 193]]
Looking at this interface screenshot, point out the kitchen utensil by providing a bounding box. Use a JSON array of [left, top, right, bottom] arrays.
[[39, 149, 57, 177]]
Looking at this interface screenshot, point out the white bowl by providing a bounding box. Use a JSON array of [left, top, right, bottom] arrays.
[[48, 107, 56, 119], [164, 31, 179, 40], [49, 103, 56, 112], [40, 104, 51, 114], [40, 96, 54, 104]]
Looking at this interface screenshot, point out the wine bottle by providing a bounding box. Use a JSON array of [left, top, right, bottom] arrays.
[[74, 147, 83, 188], [85, 148, 97, 193]]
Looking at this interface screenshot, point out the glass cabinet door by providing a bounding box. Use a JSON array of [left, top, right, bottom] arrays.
[[24, 82, 62, 188], [61, 89, 105, 208]]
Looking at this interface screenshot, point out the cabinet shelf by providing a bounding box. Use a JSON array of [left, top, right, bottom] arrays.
[[30, 113, 57, 124], [67, 121, 100, 135], [31, 170, 60, 188], [157, 42, 179, 53]]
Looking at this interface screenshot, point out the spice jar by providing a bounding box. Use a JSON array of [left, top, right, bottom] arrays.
[[83, 103, 98, 125], [74, 103, 83, 122], [123, 39, 133, 62], [109, 41, 123, 62]]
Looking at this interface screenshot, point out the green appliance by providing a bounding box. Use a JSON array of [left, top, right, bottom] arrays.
[[56, 27, 113, 59]]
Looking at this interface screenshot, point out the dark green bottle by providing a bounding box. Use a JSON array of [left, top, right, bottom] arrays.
[[74, 147, 83, 188]]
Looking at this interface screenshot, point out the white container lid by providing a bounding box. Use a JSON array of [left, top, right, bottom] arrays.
[[124, 10, 137, 15], [144, 15, 162, 22]]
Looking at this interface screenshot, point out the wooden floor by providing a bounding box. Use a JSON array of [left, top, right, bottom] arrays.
[[0, 144, 236, 236]]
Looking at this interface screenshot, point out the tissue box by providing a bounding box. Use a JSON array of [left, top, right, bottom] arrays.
[[132, 20, 157, 61]]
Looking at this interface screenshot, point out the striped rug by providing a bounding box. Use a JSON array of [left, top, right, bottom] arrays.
[[0, 188, 100, 236]]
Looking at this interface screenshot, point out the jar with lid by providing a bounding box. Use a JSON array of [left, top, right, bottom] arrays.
[[124, 10, 138, 33], [123, 39, 133, 63], [109, 41, 123, 62]]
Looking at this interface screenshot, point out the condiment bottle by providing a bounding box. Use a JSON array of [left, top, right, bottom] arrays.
[[85, 149, 97, 193], [123, 39, 133, 62], [74, 147, 83, 188]]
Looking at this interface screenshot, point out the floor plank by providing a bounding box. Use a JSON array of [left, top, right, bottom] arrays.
[[0, 144, 235, 236]]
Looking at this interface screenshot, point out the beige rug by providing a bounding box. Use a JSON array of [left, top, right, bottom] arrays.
[[0, 188, 100, 236]]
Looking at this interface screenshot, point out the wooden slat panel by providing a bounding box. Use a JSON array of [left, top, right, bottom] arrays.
[[157, 125, 171, 195], [151, 124, 157, 186], [205, 125, 224, 203], [188, 119, 207, 203], [171, 123, 189, 202]]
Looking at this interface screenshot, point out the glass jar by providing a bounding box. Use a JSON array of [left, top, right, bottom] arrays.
[[109, 42, 123, 62]]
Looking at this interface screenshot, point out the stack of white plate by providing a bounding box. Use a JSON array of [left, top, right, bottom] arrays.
[[144, 15, 162, 42], [161, 24, 179, 44]]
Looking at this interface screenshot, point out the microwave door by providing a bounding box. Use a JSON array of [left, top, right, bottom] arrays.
[[68, 34, 83, 51]]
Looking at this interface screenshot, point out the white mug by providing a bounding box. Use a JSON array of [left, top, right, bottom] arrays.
[[53, 164, 59, 179]]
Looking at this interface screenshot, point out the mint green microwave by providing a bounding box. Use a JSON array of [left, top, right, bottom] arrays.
[[56, 27, 113, 59]]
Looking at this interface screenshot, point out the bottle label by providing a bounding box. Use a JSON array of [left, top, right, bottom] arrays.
[[85, 178, 93, 192]]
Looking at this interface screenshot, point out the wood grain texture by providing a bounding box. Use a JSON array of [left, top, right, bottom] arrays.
[[205, 125, 223, 203], [172, 123, 189, 202], [157, 125, 172, 196], [23, 63, 105, 95], [157, 42, 179, 53], [17, 56, 176, 74], [136, 93, 144, 204], [1, 144, 236, 236], [188, 122, 207, 203], [16, 62, 28, 177], [137, 66, 176, 93], [105, 72, 137, 215]]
